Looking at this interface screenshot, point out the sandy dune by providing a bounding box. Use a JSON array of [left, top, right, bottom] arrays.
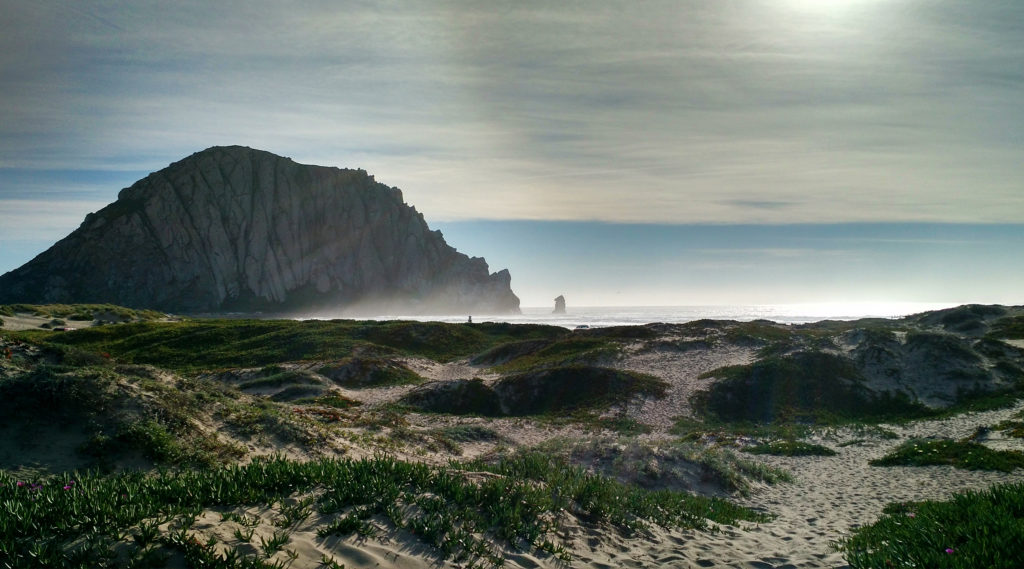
[[171, 398, 1024, 569]]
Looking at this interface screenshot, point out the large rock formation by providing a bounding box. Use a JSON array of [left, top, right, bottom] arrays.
[[0, 146, 521, 314]]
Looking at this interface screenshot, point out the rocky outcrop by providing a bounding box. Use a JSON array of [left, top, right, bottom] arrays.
[[553, 295, 566, 314], [0, 146, 520, 314]]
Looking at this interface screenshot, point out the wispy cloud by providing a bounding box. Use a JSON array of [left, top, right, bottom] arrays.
[[0, 0, 1021, 227], [0, 199, 107, 240]]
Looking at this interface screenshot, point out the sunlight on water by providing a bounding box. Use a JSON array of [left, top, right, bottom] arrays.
[[356, 302, 959, 329]]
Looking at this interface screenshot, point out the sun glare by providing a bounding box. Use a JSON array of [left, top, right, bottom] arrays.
[[782, 0, 873, 15], [781, 302, 957, 319]]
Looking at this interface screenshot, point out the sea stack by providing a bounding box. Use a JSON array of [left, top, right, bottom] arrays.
[[553, 295, 566, 314], [0, 146, 521, 315]]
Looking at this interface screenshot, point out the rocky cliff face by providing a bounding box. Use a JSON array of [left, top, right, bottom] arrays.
[[0, 146, 521, 314]]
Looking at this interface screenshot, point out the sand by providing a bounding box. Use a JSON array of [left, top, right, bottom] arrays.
[[175, 364, 1024, 569], [168, 402, 1024, 569], [5, 316, 1024, 567]]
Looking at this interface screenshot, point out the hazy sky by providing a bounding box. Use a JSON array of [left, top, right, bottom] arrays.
[[1, 1, 1021, 307]]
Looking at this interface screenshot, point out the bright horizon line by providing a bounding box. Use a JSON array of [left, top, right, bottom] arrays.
[[383, 301, 1011, 317], [512, 301, 1015, 312]]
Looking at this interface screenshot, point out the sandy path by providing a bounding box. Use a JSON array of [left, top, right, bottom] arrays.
[[565, 403, 1024, 569], [313, 350, 1024, 568], [182, 404, 1024, 569], [615, 344, 756, 431]]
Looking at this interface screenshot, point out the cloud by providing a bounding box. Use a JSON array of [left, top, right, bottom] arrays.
[[0, 199, 106, 240], [0, 1, 1021, 226]]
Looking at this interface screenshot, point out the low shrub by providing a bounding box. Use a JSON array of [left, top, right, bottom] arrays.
[[686, 448, 794, 495], [237, 369, 322, 390], [432, 424, 501, 443], [292, 394, 361, 409], [469, 338, 553, 365], [401, 378, 504, 416], [0, 366, 115, 422], [870, 439, 1024, 472], [490, 337, 624, 372], [743, 441, 837, 457], [318, 357, 422, 388], [693, 351, 931, 423], [494, 366, 667, 416], [838, 482, 1024, 569]]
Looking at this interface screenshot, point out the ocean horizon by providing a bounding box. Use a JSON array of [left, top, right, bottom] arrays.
[[362, 302, 964, 329]]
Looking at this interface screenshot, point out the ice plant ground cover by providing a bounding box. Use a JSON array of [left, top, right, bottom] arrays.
[[742, 440, 838, 457], [870, 439, 1024, 472], [0, 454, 768, 569], [837, 481, 1024, 569]]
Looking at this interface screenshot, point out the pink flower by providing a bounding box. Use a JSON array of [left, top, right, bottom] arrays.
[[16, 481, 25, 487], [945, 548, 955, 554], [906, 512, 916, 518]]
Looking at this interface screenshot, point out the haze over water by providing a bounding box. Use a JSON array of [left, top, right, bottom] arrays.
[[360, 302, 959, 329]]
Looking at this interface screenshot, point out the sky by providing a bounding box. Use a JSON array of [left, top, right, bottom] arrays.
[[1, 0, 1021, 308]]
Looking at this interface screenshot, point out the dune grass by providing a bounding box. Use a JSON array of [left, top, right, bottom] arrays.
[[838, 482, 1024, 569], [402, 366, 667, 419], [317, 356, 422, 388], [522, 438, 792, 496], [0, 302, 165, 322], [0, 454, 766, 569], [21, 318, 567, 370], [488, 336, 625, 372], [692, 352, 933, 424], [743, 441, 837, 457]]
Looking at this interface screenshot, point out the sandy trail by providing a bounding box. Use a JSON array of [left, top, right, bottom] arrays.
[[178, 404, 1024, 569], [566, 403, 1024, 569], [614, 343, 756, 430]]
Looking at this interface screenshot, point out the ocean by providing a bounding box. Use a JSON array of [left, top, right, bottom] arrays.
[[366, 302, 960, 329]]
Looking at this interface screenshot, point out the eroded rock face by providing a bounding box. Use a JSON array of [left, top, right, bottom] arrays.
[[0, 146, 521, 314]]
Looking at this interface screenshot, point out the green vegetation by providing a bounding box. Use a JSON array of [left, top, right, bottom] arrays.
[[0, 353, 263, 471], [0, 303, 165, 321], [5, 303, 1023, 566], [693, 352, 932, 424], [586, 415, 653, 436], [870, 439, 1024, 472], [469, 338, 554, 365], [991, 314, 1024, 339], [27, 318, 566, 370], [743, 441, 837, 457], [495, 366, 667, 415], [431, 424, 501, 444], [237, 369, 323, 391], [403, 366, 667, 418], [318, 356, 422, 388], [995, 408, 1024, 438], [690, 448, 794, 495], [401, 378, 504, 416], [292, 394, 361, 409], [723, 320, 793, 346], [671, 417, 813, 441], [532, 437, 792, 496], [838, 482, 1024, 569], [0, 454, 766, 569], [487, 336, 624, 372]]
